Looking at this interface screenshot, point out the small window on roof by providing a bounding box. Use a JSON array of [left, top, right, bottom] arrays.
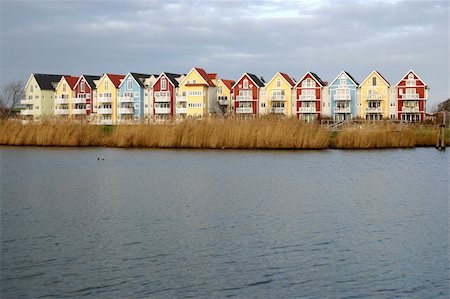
[[372, 77, 376, 86]]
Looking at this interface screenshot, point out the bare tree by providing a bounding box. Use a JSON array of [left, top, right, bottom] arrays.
[[0, 80, 25, 120]]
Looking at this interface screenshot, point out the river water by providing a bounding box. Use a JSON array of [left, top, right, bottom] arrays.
[[1, 147, 448, 298]]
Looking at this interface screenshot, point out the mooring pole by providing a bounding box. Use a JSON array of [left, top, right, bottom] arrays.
[[436, 111, 446, 151]]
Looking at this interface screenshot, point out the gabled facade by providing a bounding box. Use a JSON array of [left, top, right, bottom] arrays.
[[294, 72, 326, 122], [231, 73, 265, 115], [54, 76, 79, 118], [215, 79, 235, 115], [118, 73, 152, 123], [73, 75, 100, 118], [265, 72, 296, 116], [178, 67, 216, 118], [94, 74, 125, 125], [153, 72, 184, 119], [360, 71, 390, 121], [20, 73, 66, 119], [396, 70, 428, 122], [329, 71, 359, 121]]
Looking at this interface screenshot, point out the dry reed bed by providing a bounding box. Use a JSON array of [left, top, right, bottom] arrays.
[[0, 118, 446, 149]]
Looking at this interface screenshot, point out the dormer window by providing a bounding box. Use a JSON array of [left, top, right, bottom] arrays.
[[127, 80, 132, 90], [243, 79, 249, 89], [80, 82, 85, 92], [161, 78, 167, 90], [276, 79, 281, 88], [372, 77, 376, 86]]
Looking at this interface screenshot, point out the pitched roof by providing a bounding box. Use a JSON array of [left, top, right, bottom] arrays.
[[310, 72, 326, 86], [361, 70, 390, 86], [82, 75, 101, 89], [220, 79, 236, 91], [396, 69, 426, 86], [33, 73, 68, 90], [279, 72, 296, 86], [106, 74, 125, 88], [163, 72, 183, 87], [344, 71, 359, 85], [64, 76, 79, 89], [129, 73, 153, 87], [207, 73, 217, 81], [194, 67, 215, 86], [247, 73, 265, 87]]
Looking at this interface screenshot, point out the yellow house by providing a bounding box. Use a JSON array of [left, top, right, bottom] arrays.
[[265, 72, 296, 116], [54, 76, 79, 118], [360, 70, 390, 120], [215, 79, 235, 114], [20, 73, 66, 120], [177, 67, 216, 118], [95, 74, 124, 125]]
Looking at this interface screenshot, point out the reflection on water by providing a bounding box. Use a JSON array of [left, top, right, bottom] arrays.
[[1, 147, 449, 298]]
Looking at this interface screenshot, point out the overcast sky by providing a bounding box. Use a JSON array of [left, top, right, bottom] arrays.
[[1, 0, 448, 108]]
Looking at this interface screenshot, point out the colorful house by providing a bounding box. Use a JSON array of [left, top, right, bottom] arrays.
[[360, 71, 390, 121], [20, 73, 66, 119], [215, 79, 235, 115], [178, 67, 216, 118], [72, 75, 100, 118], [265, 72, 296, 116], [152, 72, 184, 119], [54, 76, 79, 118], [294, 72, 326, 122], [143, 75, 159, 120], [231, 73, 265, 115], [118, 73, 153, 123], [396, 70, 428, 122], [329, 71, 359, 121], [94, 73, 125, 125]]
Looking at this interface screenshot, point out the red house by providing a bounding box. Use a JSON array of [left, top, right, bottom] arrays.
[[232, 73, 265, 115], [294, 72, 326, 122], [153, 72, 183, 118], [73, 75, 101, 116], [396, 69, 428, 122]]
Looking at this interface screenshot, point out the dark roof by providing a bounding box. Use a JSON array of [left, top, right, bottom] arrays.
[[33, 73, 68, 90], [129, 73, 153, 87], [343, 71, 360, 85], [310, 72, 326, 86], [82, 75, 101, 89], [247, 73, 265, 87], [163, 72, 183, 87]]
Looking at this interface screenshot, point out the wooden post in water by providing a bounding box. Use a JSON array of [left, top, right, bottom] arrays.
[[436, 111, 446, 151]]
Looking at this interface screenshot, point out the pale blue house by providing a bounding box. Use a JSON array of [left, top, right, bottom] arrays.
[[118, 73, 154, 123], [329, 71, 359, 121]]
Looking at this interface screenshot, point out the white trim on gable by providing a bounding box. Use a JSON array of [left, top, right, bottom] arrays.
[[395, 69, 426, 87], [266, 72, 295, 88], [294, 72, 324, 88], [231, 73, 261, 90], [360, 70, 389, 87], [119, 72, 142, 89], [25, 73, 37, 91], [178, 67, 209, 87], [329, 71, 358, 87], [155, 72, 176, 88]]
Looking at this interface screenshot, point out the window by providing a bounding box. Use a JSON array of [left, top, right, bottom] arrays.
[[243, 79, 249, 89], [161, 78, 167, 90], [193, 79, 196, 84], [372, 77, 376, 86], [261, 103, 265, 107], [105, 81, 109, 90], [63, 83, 66, 92], [80, 82, 85, 92], [276, 79, 281, 88], [217, 86, 222, 94], [408, 73, 414, 79], [30, 85, 33, 92], [134, 92, 139, 97], [339, 79, 346, 86], [127, 80, 132, 90]]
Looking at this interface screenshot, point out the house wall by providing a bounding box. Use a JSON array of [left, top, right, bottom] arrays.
[[232, 74, 260, 115], [180, 70, 211, 117], [265, 74, 293, 116], [329, 73, 358, 120], [153, 74, 176, 117], [360, 72, 389, 119]]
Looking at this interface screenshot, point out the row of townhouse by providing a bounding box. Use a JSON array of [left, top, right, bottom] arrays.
[[19, 68, 429, 124]]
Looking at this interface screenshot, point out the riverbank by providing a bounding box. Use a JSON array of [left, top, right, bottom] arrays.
[[0, 118, 447, 149]]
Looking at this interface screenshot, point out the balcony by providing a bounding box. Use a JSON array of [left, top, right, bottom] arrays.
[[155, 94, 171, 102], [366, 107, 382, 113], [20, 98, 34, 105], [72, 108, 87, 115], [334, 107, 351, 113], [177, 107, 187, 114], [334, 94, 351, 101], [97, 96, 112, 103], [271, 107, 285, 113], [299, 95, 317, 101], [298, 107, 317, 113], [366, 94, 382, 101], [97, 108, 113, 114], [218, 99, 228, 105], [55, 109, 69, 115], [270, 95, 285, 102], [236, 95, 253, 101], [20, 109, 33, 116], [176, 96, 187, 102], [236, 107, 253, 113], [55, 96, 69, 104], [401, 94, 419, 100], [155, 107, 171, 114], [118, 107, 134, 114], [402, 107, 419, 113], [98, 119, 113, 125], [118, 96, 134, 103], [406, 79, 416, 87]]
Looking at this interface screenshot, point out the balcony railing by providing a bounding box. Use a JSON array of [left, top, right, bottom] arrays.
[[97, 108, 113, 114], [299, 95, 317, 101], [177, 107, 187, 114], [98, 119, 113, 125], [55, 97, 69, 104], [118, 107, 134, 114], [298, 107, 317, 113], [72, 108, 87, 115], [334, 94, 351, 101], [97, 96, 112, 103], [270, 95, 285, 101], [55, 109, 69, 115], [366, 107, 382, 113], [402, 107, 419, 113], [366, 94, 382, 101], [236, 95, 253, 101], [20, 99, 34, 105], [236, 107, 253, 113], [271, 107, 285, 113], [218, 99, 228, 105], [176, 96, 186, 102], [401, 94, 419, 100], [155, 94, 171, 102], [20, 109, 33, 116], [334, 107, 351, 113], [118, 96, 134, 103], [155, 107, 171, 114], [406, 79, 416, 86]]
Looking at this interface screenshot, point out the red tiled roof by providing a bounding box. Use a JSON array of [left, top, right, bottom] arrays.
[[64, 76, 80, 89], [107, 74, 125, 88], [279, 72, 295, 86], [207, 73, 217, 81], [220, 79, 236, 91], [194, 67, 215, 87]]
